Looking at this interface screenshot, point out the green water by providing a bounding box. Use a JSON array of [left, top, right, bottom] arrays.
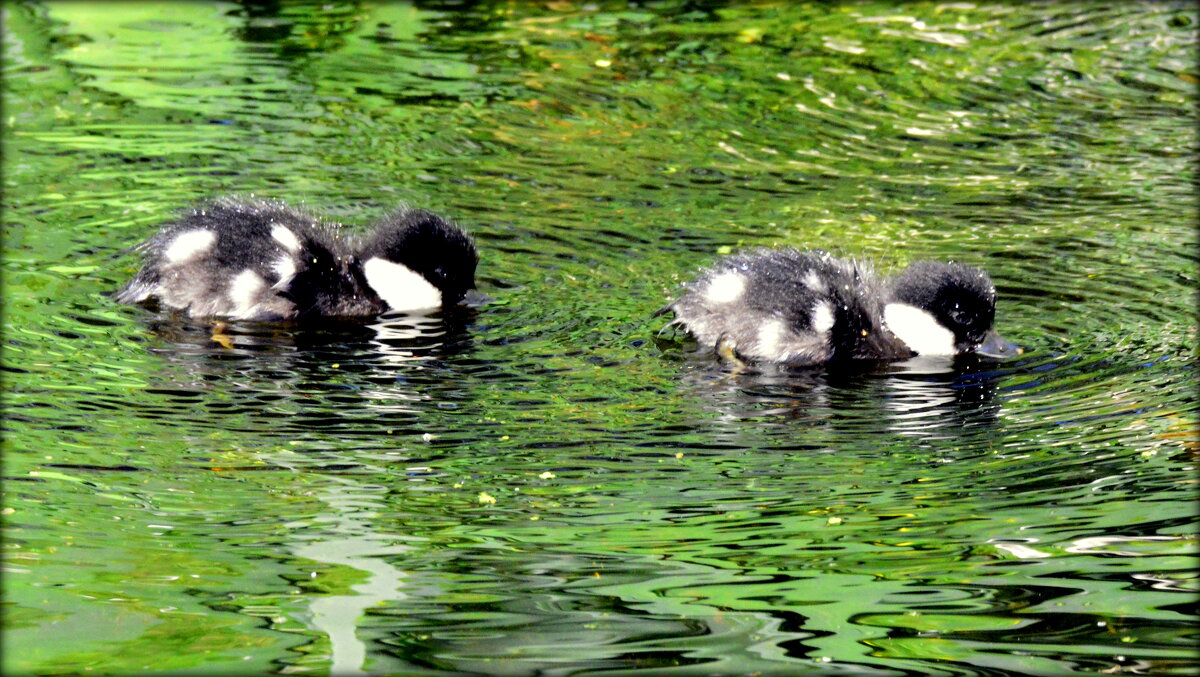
[[3, 2, 1197, 675]]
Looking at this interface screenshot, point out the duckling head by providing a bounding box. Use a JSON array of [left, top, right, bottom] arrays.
[[358, 208, 478, 312], [884, 261, 1017, 358]]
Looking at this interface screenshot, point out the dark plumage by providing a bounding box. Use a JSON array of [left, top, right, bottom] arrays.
[[888, 261, 1002, 355], [117, 197, 477, 321], [663, 248, 1016, 366]]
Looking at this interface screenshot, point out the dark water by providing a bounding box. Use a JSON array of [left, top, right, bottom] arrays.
[[3, 2, 1197, 675]]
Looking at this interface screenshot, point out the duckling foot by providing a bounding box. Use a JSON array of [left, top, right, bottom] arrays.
[[716, 338, 747, 375], [210, 321, 235, 349]]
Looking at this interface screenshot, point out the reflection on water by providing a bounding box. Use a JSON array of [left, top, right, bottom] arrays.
[[285, 473, 412, 677], [118, 312, 482, 447], [884, 357, 1007, 438], [367, 314, 457, 365], [3, 1, 1196, 675], [671, 352, 1007, 445]]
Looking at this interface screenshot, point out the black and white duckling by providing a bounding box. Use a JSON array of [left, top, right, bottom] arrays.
[[663, 248, 1017, 366], [117, 197, 477, 321]]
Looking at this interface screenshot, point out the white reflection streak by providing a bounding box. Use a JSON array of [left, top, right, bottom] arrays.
[[367, 314, 447, 367], [1064, 535, 1181, 556], [885, 356, 959, 435], [992, 542, 1051, 559], [287, 475, 414, 676]]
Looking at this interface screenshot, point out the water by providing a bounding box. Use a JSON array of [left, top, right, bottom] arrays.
[[3, 2, 1197, 675]]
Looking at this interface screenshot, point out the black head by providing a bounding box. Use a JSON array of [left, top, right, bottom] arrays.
[[887, 261, 1016, 357], [357, 208, 478, 310]]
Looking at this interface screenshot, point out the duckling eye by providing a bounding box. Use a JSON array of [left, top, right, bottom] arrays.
[[948, 306, 974, 326]]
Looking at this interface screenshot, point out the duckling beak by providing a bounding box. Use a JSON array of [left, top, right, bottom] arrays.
[[462, 288, 491, 307], [975, 329, 1021, 359]]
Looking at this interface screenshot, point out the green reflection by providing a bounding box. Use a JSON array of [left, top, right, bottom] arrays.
[[3, 1, 1197, 675]]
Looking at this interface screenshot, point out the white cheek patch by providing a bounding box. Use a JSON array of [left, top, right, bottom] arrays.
[[271, 225, 302, 253], [803, 270, 823, 291], [362, 257, 442, 312], [812, 301, 834, 334], [884, 303, 955, 355], [704, 271, 746, 304], [164, 229, 216, 264], [229, 269, 266, 317]]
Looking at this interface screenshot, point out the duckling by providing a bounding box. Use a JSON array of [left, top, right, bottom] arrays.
[[663, 248, 1016, 367], [117, 197, 477, 321]]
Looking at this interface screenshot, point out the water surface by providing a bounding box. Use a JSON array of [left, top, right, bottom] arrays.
[[3, 2, 1197, 675]]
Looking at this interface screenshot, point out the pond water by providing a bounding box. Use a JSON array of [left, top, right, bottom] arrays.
[[3, 2, 1197, 675]]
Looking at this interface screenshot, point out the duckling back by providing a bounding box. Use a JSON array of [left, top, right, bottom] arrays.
[[118, 197, 479, 321], [667, 248, 910, 365], [117, 197, 363, 320]]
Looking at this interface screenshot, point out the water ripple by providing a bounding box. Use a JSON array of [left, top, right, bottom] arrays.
[[3, 2, 1196, 675]]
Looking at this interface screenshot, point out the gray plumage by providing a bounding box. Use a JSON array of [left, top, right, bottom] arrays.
[[117, 196, 476, 321], [664, 248, 1013, 366]]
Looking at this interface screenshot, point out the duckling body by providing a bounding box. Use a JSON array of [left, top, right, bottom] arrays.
[[117, 197, 477, 321], [665, 248, 1014, 366]]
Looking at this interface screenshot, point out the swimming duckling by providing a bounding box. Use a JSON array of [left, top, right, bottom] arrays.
[[663, 248, 1016, 366], [117, 197, 477, 321]]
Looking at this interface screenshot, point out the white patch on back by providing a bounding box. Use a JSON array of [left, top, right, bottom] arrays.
[[271, 225, 301, 253], [229, 269, 266, 317], [362, 257, 441, 312], [164, 230, 216, 264], [757, 319, 786, 358], [272, 255, 296, 288], [803, 270, 823, 290], [884, 303, 955, 355], [704, 271, 746, 304], [812, 301, 834, 334]]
